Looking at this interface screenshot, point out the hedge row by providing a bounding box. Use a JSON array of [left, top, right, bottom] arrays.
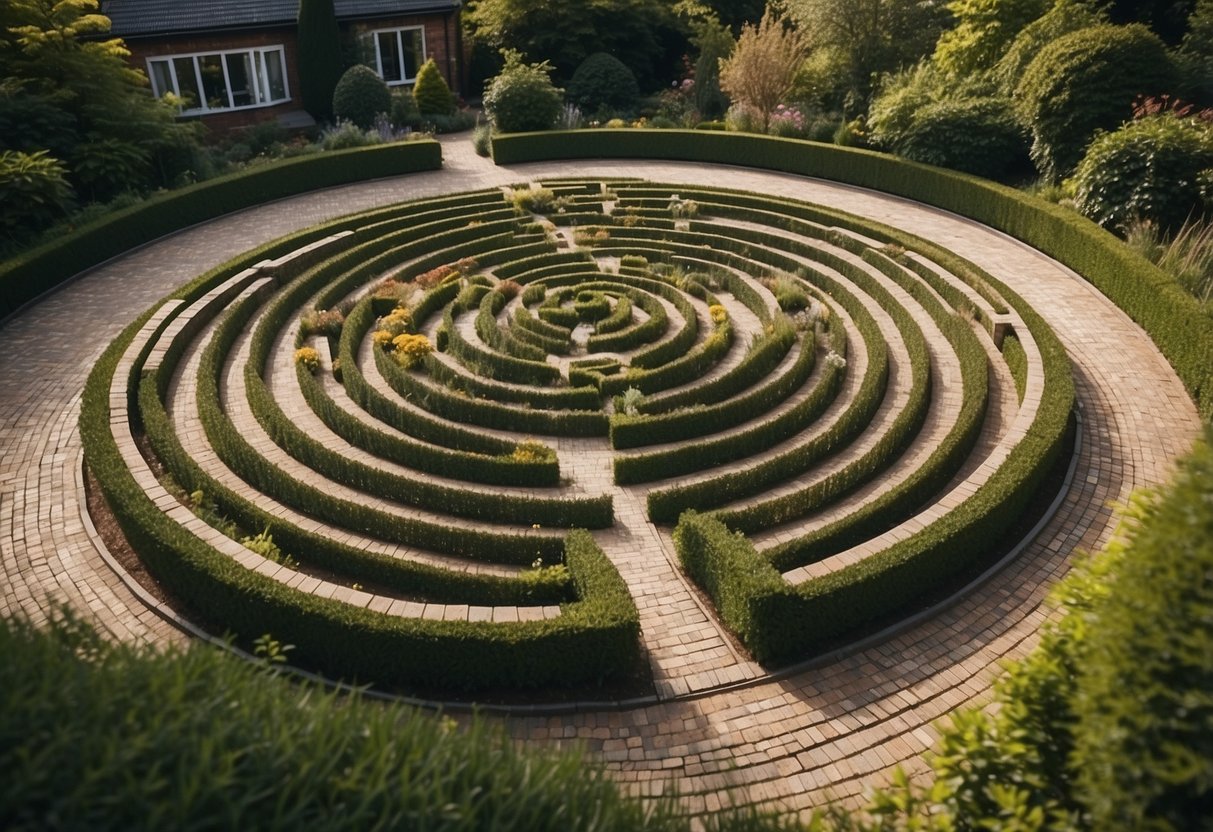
[[614, 324, 847, 486], [756, 250, 993, 561], [509, 307, 573, 354], [143, 366, 571, 608], [475, 289, 550, 360], [1, 140, 442, 321], [424, 354, 599, 411], [442, 305, 563, 386], [646, 255, 916, 523], [198, 283, 565, 565], [603, 320, 734, 397], [610, 318, 810, 449], [493, 129, 1210, 419], [376, 347, 610, 437]]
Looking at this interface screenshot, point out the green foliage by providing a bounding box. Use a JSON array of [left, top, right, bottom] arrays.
[[472, 123, 492, 156], [1070, 113, 1213, 232], [413, 58, 455, 116], [784, 0, 952, 112], [990, 0, 1107, 94], [483, 53, 564, 134], [692, 18, 735, 119], [933, 0, 1049, 77], [0, 0, 201, 215], [331, 64, 392, 129], [0, 140, 441, 319], [567, 52, 640, 112], [1014, 23, 1178, 181], [0, 149, 72, 244], [465, 0, 680, 87], [389, 87, 423, 130], [297, 0, 344, 122], [719, 9, 809, 132], [0, 610, 665, 829], [819, 430, 1213, 831], [1178, 0, 1213, 104], [1070, 432, 1213, 830], [1126, 218, 1213, 309], [897, 96, 1029, 180]]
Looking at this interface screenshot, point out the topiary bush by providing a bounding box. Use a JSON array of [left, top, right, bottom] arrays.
[[1071, 113, 1213, 232], [413, 58, 455, 116], [566, 53, 640, 112], [897, 97, 1029, 180], [1015, 23, 1178, 181], [332, 65, 392, 129], [483, 53, 564, 133]]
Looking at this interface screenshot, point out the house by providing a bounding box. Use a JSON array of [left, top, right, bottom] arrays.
[[101, 0, 463, 131]]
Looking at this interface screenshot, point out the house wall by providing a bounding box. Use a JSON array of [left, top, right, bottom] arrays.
[[124, 12, 460, 134], [125, 27, 303, 132]]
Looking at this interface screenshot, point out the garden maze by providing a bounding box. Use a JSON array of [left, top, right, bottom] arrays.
[[87, 177, 1075, 696]]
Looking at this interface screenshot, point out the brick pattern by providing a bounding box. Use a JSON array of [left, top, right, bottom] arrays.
[[0, 136, 1202, 818]]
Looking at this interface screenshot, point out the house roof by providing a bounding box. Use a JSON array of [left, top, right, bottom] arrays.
[[102, 0, 459, 38]]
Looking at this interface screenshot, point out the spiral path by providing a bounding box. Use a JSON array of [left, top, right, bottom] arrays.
[[0, 136, 1201, 815]]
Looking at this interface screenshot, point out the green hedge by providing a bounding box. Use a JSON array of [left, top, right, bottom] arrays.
[[1, 140, 442, 321], [82, 280, 640, 692], [493, 129, 1212, 419]]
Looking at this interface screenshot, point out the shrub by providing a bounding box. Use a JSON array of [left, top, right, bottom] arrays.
[[1070, 114, 1213, 232], [566, 53, 640, 112], [483, 53, 564, 133], [293, 347, 320, 372], [1015, 23, 1178, 181], [0, 149, 73, 244], [319, 121, 377, 150], [472, 123, 492, 156], [297, 0, 343, 121], [332, 65, 392, 129], [412, 58, 455, 116], [389, 88, 423, 130], [390, 332, 433, 367], [897, 97, 1029, 180]]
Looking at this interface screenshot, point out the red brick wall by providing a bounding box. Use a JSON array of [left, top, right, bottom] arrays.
[[343, 13, 460, 94], [123, 11, 461, 134]]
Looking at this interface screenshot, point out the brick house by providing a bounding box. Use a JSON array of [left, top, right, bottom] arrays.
[[101, 0, 463, 131]]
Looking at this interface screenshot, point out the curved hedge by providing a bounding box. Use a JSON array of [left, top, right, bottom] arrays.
[[491, 129, 1213, 420], [1, 140, 442, 321]]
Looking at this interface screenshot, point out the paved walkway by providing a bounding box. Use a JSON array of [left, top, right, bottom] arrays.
[[0, 134, 1202, 818]]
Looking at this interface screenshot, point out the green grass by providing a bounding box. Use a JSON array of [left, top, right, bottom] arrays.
[[0, 611, 799, 831]]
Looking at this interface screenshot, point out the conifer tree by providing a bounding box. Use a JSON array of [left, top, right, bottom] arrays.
[[297, 0, 344, 122]]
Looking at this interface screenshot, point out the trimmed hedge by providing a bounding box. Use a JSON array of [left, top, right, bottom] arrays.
[[1, 141, 442, 321], [492, 129, 1212, 419], [82, 270, 640, 692]]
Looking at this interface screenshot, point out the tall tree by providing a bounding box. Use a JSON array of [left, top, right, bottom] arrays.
[[933, 0, 1049, 77], [719, 9, 808, 130], [785, 0, 950, 110], [297, 0, 343, 122]]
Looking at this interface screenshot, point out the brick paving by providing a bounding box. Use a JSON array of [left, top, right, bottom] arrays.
[[0, 135, 1202, 818]]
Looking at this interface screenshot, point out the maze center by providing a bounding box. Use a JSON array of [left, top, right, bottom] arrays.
[[6, 149, 1201, 813]]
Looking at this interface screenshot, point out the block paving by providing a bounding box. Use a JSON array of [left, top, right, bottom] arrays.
[[0, 135, 1202, 818]]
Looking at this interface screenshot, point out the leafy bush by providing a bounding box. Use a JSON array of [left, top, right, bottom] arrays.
[[991, 0, 1107, 94], [389, 88, 423, 130], [0, 149, 73, 244], [472, 123, 492, 156], [483, 53, 564, 133], [332, 65, 392, 129], [1071, 113, 1213, 232], [897, 96, 1029, 180], [1014, 23, 1178, 181], [566, 52, 640, 112], [412, 58, 455, 116]]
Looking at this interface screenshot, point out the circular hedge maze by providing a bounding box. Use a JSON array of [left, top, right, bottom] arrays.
[[86, 178, 1074, 696]]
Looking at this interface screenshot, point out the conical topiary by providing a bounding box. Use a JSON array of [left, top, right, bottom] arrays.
[[413, 58, 455, 116]]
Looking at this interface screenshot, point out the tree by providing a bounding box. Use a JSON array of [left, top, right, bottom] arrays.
[[0, 0, 199, 210], [1015, 22, 1178, 180], [482, 52, 563, 132], [332, 65, 391, 128], [785, 0, 950, 111], [719, 9, 808, 131], [464, 0, 683, 88], [932, 0, 1049, 77], [297, 0, 343, 122], [567, 53, 640, 112], [691, 16, 735, 119], [413, 58, 455, 115]]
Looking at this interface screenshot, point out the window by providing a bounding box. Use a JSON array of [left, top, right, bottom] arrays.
[[147, 46, 290, 114], [371, 27, 425, 85]]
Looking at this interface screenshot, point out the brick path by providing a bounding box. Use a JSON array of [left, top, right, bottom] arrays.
[[0, 135, 1201, 818]]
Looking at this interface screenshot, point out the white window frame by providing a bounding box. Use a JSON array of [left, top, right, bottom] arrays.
[[146, 45, 291, 115], [370, 26, 426, 86]]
